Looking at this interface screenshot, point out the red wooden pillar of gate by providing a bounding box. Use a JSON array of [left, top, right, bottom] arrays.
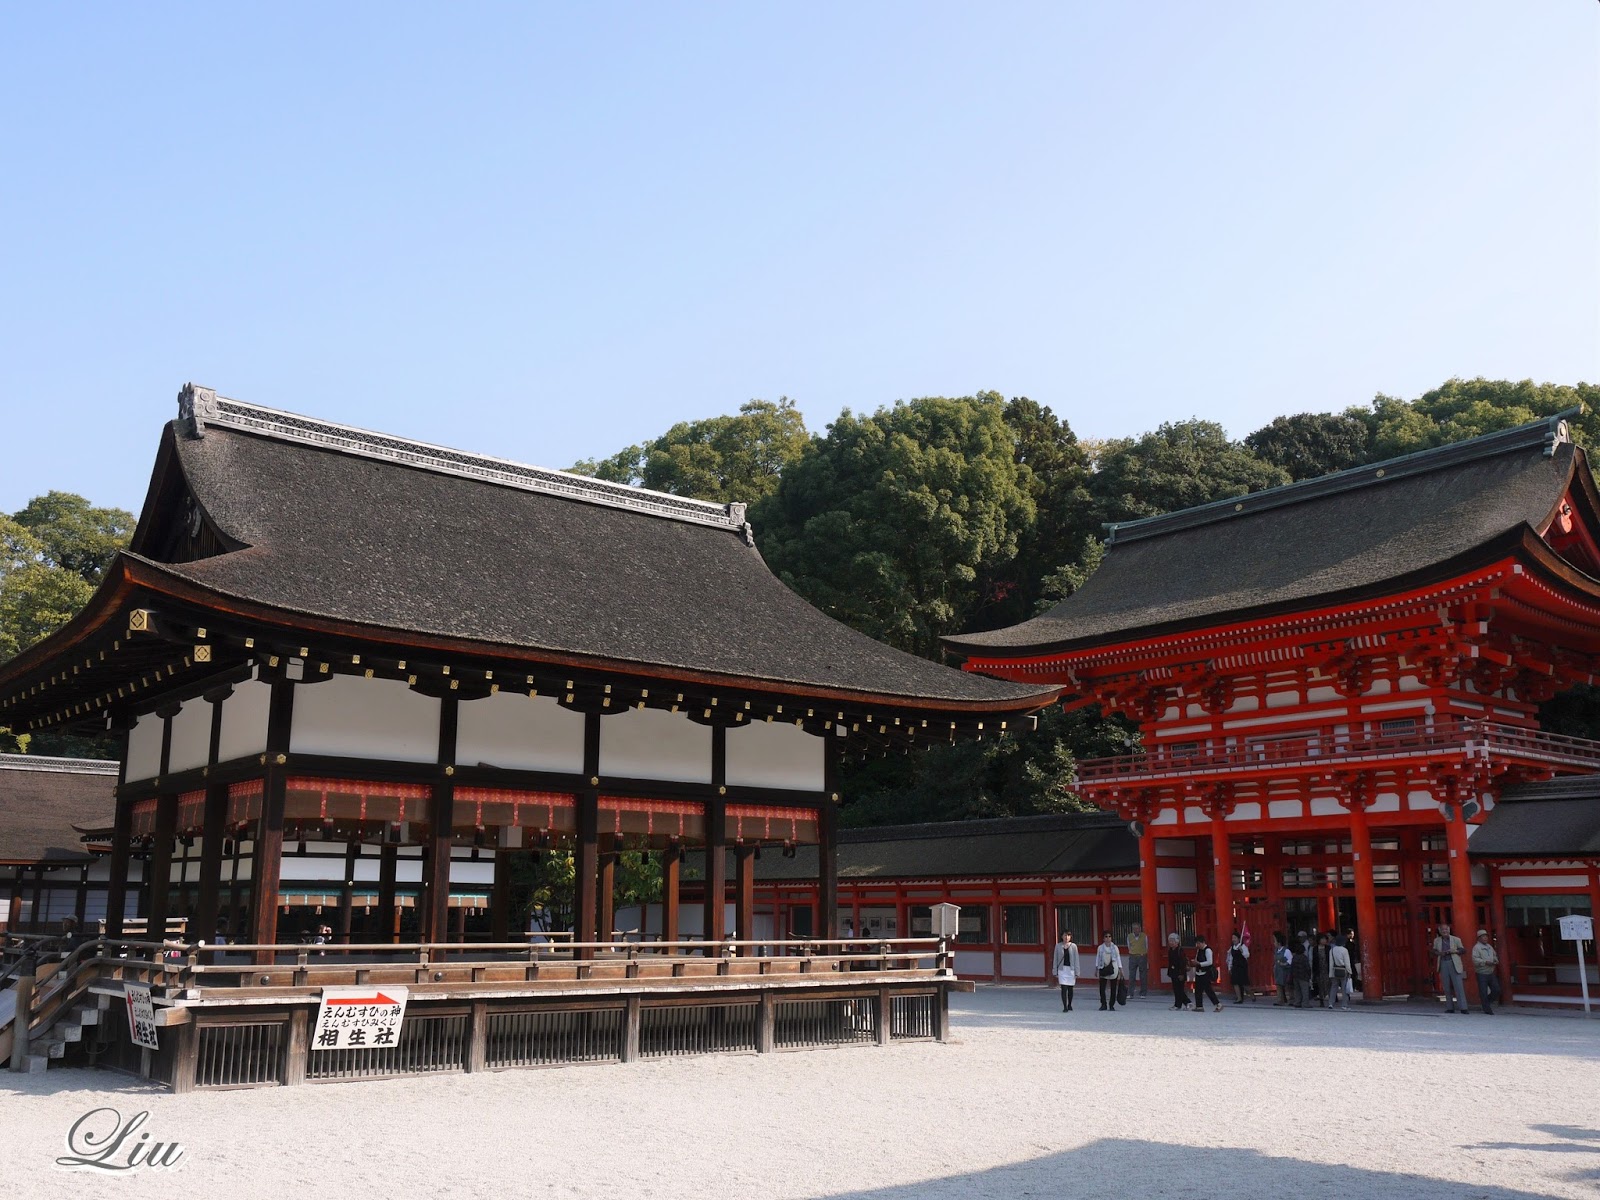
[[1139, 828, 1160, 942], [1210, 816, 1234, 948], [1349, 802, 1382, 1000]]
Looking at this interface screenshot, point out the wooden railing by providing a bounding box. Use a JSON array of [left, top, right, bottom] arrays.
[[1074, 719, 1600, 782]]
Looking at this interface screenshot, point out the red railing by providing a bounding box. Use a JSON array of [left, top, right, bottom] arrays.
[[1074, 719, 1600, 783]]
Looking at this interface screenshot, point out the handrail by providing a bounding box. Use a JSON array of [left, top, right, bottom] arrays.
[[1075, 718, 1600, 781]]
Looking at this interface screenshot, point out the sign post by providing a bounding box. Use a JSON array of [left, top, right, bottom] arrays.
[[1559, 914, 1594, 1017], [311, 986, 409, 1050], [124, 983, 159, 1051]]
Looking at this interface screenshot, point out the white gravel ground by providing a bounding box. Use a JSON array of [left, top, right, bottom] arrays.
[[3, 988, 1598, 1199]]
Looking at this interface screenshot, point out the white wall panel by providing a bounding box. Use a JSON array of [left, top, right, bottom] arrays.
[[290, 675, 441, 764], [218, 678, 272, 763], [167, 697, 213, 773], [600, 707, 711, 785], [726, 721, 824, 791], [126, 715, 163, 782], [456, 691, 584, 773]]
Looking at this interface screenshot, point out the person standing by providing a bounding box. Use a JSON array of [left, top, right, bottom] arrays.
[[1327, 937, 1352, 1010], [1227, 932, 1251, 1004], [1290, 938, 1312, 1008], [1311, 934, 1332, 1007], [1166, 933, 1191, 1009], [1471, 929, 1501, 1015], [1272, 932, 1293, 1005], [1052, 929, 1081, 1013], [1432, 922, 1470, 1015], [1126, 923, 1150, 997], [1192, 935, 1222, 1012], [1095, 931, 1124, 1011]]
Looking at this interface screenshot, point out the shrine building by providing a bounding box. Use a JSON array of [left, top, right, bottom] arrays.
[[947, 412, 1600, 1003], [0, 385, 1057, 1088]]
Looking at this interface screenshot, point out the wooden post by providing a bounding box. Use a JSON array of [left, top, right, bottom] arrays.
[[820, 743, 840, 940], [8, 972, 34, 1070], [422, 697, 458, 947], [146, 791, 179, 942], [598, 832, 617, 944], [467, 1001, 488, 1072], [1139, 826, 1161, 941], [756, 991, 775, 1053], [661, 842, 681, 944], [1488, 859, 1513, 1002], [193, 784, 228, 951], [735, 844, 757, 952], [1445, 799, 1476, 992], [337, 840, 358, 943], [876, 985, 892, 1046], [284, 1008, 309, 1086], [704, 798, 727, 949], [75, 864, 89, 928], [934, 985, 950, 1043], [377, 841, 398, 943], [6, 875, 22, 934], [1210, 814, 1234, 948], [576, 714, 600, 958], [490, 848, 512, 944], [622, 996, 642, 1063], [170, 1019, 200, 1094], [105, 726, 133, 938], [1350, 801, 1382, 999], [250, 679, 295, 962]]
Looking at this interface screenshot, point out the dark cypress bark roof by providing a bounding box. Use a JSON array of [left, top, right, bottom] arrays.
[[948, 414, 1584, 658], [1469, 776, 1600, 859], [120, 395, 1054, 709], [0, 755, 117, 863], [701, 812, 1138, 882]]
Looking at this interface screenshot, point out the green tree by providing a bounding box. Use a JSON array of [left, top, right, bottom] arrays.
[[754, 393, 1036, 657], [570, 398, 810, 504], [1089, 420, 1290, 526], [1244, 410, 1375, 481], [12, 491, 135, 583], [968, 397, 1096, 631], [1369, 378, 1600, 459]]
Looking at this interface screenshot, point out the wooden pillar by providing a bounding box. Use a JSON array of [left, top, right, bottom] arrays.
[[146, 791, 179, 942], [704, 723, 728, 948], [103, 727, 132, 937], [376, 840, 398, 943], [451, 901, 467, 943], [337, 840, 358, 943], [1444, 802, 1476, 969], [74, 864, 89, 927], [1211, 815, 1234, 948], [576, 711, 601, 957], [489, 846, 512, 944], [6, 875, 21, 933], [819, 739, 840, 941], [661, 842, 682, 945], [598, 832, 617, 943], [225, 835, 243, 941], [1350, 801, 1382, 999], [249, 678, 295, 961], [421, 696, 458, 947], [1488, 859, 1513, 1000], [735, 843, 757, 952], [193, 694, 228, 948], [1139, 826, 1160, 941]]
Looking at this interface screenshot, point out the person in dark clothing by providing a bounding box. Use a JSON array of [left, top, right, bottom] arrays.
[[1272, 931, 1293, 1004], [1166, 933, 1191, 1009], [1291, 940, 1313, 1007], [1192, 935, 1222, 1011], [1311, 934, 1332, 1007], [1227, 932, 1251, 1004]]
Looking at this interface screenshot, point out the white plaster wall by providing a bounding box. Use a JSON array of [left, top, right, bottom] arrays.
[[167, 697, 213, 773], [290, 675, 442, 764], [126, 714, 163, 782], [726, 721, 824, 791], [218, 678, 272, 762], [1407, 790, 1441, 812], [456, 691, 584, 773], [1308, 797, 1345, 817], [1306, 686, 1339, 703], [1157, 867, 1198, 894], [1226, 802, 1263, 822], [1369, 793, 1401, 814], [600, 706, 712, 784], [1183, 806, 1209, 824], [1268, 799, 1303, 819]]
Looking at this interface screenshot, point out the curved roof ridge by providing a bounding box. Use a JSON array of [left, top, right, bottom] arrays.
[[1107, 408, 1581, 546], [177, 383, 752, 536]]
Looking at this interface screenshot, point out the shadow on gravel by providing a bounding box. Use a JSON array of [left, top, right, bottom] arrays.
[[816, 1138, 1578, 1200], [0, 1068, 166, 1099]]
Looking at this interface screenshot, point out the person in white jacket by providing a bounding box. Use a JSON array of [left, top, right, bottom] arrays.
[[1051, 930, 1081, 1012], [1095, 931, 1124, 1011]]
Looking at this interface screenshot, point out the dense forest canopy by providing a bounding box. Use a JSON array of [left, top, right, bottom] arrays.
[[4, 378, 1597, 825]]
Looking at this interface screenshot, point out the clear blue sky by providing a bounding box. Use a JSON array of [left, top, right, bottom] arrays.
[[2, 3, 1596, 515]]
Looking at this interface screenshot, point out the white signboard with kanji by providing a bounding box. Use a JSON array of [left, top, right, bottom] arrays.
[[312, 986, 409, 1050], [1560, 914, 1594, 941], [124, 983, 159, 1051]]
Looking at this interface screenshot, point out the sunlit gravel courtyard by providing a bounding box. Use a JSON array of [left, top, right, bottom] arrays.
[[4, 986, 1598, 1199]]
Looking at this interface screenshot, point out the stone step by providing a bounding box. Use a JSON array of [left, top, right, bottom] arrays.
[[58, 1022, 83, 1043], [75, 1005, 101, 1026], [18, 1053, 48, 1074], [46, 1039, 66, 1059]]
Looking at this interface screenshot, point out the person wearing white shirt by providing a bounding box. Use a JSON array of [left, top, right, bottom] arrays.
[[1095, 931, 1124, 1011], [1192, 935, 1221, 1012], [1051, 930, 1081, 1013]]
